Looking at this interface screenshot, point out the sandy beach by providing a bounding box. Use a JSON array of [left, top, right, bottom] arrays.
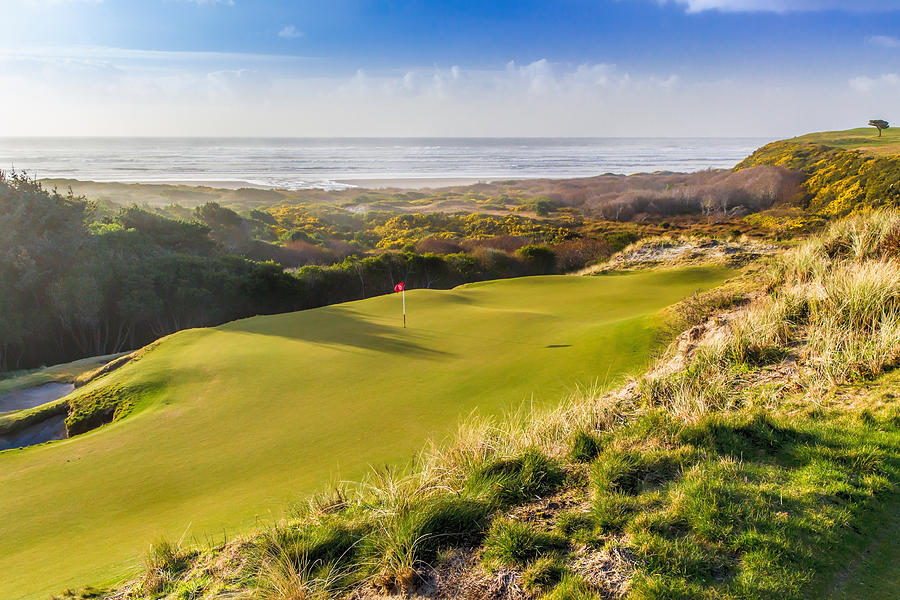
[[95, 177, 507, 190]]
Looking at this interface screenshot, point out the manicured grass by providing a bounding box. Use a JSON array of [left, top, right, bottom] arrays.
[[787, 127, 900, 156], [0, 266, 732, 600]]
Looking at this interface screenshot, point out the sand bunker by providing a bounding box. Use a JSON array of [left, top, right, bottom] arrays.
[[0, 414, 67, 451], [0, 382, 74, 413]]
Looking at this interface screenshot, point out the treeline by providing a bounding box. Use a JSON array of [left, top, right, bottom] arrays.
[[0, 175, 621, 372]]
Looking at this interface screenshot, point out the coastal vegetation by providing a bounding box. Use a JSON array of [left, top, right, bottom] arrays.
[[0, 173, 635, 372], [8, 129, 900, 599], [5, 161, 788, 374], [46, 209, 900, 600]]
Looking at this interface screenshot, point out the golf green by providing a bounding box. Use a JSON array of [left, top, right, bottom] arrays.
[[0, 266, 732, 599]]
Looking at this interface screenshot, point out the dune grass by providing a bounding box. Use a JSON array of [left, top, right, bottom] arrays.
[[0, 266, 732, 600]]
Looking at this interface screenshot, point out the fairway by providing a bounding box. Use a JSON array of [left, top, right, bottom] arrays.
[[0, 267, 731, 599]]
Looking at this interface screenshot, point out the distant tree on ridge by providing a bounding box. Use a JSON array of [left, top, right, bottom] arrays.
[[869, 119, 890, 137]]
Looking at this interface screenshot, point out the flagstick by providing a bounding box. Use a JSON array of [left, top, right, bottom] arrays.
[[402, 288, 406, 328]]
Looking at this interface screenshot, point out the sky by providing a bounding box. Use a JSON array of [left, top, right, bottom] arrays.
[[0, 0, 899, 137]]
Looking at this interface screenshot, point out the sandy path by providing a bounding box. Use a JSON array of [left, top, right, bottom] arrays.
[[0, 383, 74, 413]]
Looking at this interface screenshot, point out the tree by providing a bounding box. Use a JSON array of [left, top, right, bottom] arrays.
[[869, 119, 890, 137]]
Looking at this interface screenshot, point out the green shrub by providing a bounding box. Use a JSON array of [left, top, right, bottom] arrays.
[[256, 521, 363, 569], [141, 538, 191, 595], [516, 244, 557, 274], [361, 495, 491, 593]]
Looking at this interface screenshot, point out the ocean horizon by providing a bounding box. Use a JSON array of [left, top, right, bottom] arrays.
[[0, 136, 775, 190]]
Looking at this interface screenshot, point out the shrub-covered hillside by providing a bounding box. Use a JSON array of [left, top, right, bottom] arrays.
[[61, 210, 900, 600], [735, 128, 900, 233]]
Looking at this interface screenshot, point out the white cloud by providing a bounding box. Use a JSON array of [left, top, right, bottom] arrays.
[[659, 0, 899, 12], [278, 25, 303, 40], [850, 73, 900, 92], [867, 35, 900, 48]]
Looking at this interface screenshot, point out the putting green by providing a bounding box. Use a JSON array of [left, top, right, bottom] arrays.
[[0, 267, 732, 599]]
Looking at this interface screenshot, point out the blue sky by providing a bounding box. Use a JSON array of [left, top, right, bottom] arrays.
[[1, 0, 899, 136]]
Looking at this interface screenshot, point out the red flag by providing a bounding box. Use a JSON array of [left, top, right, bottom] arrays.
[[394, 282, 405, 292]]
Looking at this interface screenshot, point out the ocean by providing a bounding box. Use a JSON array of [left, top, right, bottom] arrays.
[[0, 137, 773, 190]]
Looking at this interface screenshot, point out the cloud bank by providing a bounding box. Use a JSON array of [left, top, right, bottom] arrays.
[[0, 45, 893, 137]]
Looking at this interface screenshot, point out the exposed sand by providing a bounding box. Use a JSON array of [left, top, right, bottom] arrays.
[[334, 177, 507, 189], [0, 414, 67, 451], [98, 177, 507, 190], [93, 179, 277, 190], [0, 382, 74, 413]]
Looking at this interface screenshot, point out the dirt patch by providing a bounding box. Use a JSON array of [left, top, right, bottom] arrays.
[[568, 544, 634, 599], [582, 238, 777, 274], [0, 382, 74, 413], [396, 548, 530, 600]]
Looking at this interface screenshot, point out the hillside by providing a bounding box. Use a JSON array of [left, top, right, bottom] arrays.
[[53, 210, 900, 600], [0, 266, 732, 600], [782, 127, 900, 156], [735, 127, 900, 231]]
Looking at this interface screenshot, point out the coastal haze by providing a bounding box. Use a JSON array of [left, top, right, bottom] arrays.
[[0, 137, 772, 190]]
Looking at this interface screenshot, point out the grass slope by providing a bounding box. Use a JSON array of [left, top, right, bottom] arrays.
[[785, 126, 900, 156], [0, 266, 731, 600]]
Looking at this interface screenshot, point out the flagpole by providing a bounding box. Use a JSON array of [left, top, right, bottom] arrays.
[[402, 288, 406, 328]]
